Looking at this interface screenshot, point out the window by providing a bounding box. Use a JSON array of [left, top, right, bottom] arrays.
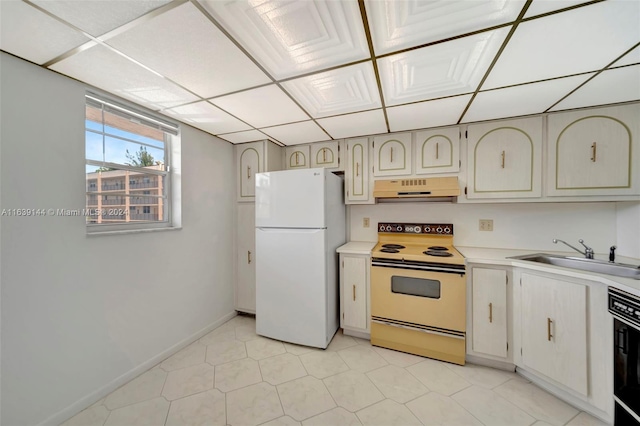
[[85, 93, 179, 231]]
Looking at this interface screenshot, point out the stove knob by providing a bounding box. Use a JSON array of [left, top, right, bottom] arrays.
[[424, 226, 431, 233], [444, 227, 451, 234], [396, 225, 403, 232], [414, 227, 421, 233], [386, 225, 392, 232], [379, 224, 385, 232], [436, 227, 443, 233]]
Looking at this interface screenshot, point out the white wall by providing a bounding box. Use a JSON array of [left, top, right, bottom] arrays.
[[349, 202, 620, 255], [616, 201, 640, 258], [0, 53, 236, 425]]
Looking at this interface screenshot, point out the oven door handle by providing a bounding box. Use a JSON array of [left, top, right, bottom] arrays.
[[616, 327, 628, 355], [371, 260, 465, 275], [371, 319, 465, 340]]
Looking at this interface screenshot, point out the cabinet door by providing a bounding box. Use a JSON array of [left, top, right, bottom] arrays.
[[472, 268, 507, 358], [547, 104, 640, 196], [345, 138, 372, 203], [373, 133, 411, 176], [520, 273, 587, 395], [285, 145, 310, 169], [311, 141, 341, 169], [236, 203, 256, 313], [236, 142, 263, 202], [415, 127, 460, 174], [342, 256, 368, 331], [467, 117, 542, 199]]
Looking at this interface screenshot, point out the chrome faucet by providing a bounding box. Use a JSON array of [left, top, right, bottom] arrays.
[[553, 238, 594, 259]]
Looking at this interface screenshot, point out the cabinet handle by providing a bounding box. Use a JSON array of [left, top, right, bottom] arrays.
[[501, 151, 505, 169], [591, 142, 597, 162], [436, 142, 439, 160], [323, 148, 326, 162], [352, 285, 356, 301], [247, 166, 251, 179], [390, 147, 394, 163], [547, 317, 553, 341], [295, 152, 299, 165], [356, 162, 360, 177], [248, 250, 251, 264], [489, 302, 493, 323]]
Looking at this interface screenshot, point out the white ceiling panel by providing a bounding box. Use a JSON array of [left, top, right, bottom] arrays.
[[0, 1, 90, 65], [32, 0, 172, 37], [378, 28, 509, 106], [282, 62, 381, 118], [198, 0, 369, 80], [613, 45, 640, 67], [366, 0, 525, 55], [50, 44, 199, 110], [163, 101, 251, 135], [464, 74, 593, 122], [524, 0, 592, 18], [386, 95, 471, 131], [550, 66, 640, 111], [106, 3, 270, 99], [211, 85, 309, 128], [260, 121, 329, 145], [316, 109, 387, 139], [484, 0, 640, 89], [217, 130, 270, 144]]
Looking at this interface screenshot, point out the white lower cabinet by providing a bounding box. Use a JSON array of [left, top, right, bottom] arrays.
[[235, 203, 256, 313], [470, 267, 508, 359], [337, 244, 374, 338]]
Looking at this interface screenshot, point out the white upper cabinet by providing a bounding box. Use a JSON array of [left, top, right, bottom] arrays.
[[547, 104, 640, 196], [284, 145, 310, 170], [372, 133, 412, 176], [345, 137, 373, 204], [310, 140, 342, 170], [414, 127, 460, 174], [235, 140, 282, 202], [467, 117, 543, 199]]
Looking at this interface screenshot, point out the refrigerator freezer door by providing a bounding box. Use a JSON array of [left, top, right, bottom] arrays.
[[255, 169, 326, 229], [256, 227, 335, 348]]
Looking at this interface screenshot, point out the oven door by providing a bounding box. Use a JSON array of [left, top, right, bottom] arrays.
[[371, 263, 465, 332], [614, 317, 640, 424]]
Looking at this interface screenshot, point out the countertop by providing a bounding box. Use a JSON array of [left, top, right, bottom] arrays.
[[337, 241, 377, 255]]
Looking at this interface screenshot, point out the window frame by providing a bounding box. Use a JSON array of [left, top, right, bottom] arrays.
[[85, 92, 180, 234]]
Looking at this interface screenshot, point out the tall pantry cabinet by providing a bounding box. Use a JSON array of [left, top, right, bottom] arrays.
[[235, 140, 283, 313]]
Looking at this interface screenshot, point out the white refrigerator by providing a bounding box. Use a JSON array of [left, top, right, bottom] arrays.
[[255, 168, 346, 349]]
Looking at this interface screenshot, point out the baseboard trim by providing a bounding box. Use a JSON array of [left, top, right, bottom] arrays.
[[466, 354, 515, 372], [38, 311, 237, 426], [342, 328, 370, 340]]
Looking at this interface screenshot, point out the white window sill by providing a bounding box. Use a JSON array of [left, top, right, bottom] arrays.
[[87, 226, 182, 237]]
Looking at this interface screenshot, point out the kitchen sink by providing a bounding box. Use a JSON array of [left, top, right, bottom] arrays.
[[509, 253, 640, 279]]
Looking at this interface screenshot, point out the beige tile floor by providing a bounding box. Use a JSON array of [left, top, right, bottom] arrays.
[[62, 315, 608, 426]]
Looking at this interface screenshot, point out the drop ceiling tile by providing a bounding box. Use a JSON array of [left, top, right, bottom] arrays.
[[50, 44, 199, 110], [316, 109, 387, 139], [386, 95, 472, 131], [550, 65, 640, 111], [32, 0, 172, 37], [282, 62, 381, 118], [106, 3, 270, 98], [365, 0, 525, 55], [524, 0, 592, 18], [613, 45, 640, 67], [211, 85, 309, 128], [163, 101, 251, 135], [378, 28, 509, 106], [0, 1, 90, 65], [463, 74, 594, 122], [198, 0, 369, 80], [217, 130, 270, 144], [260, 121, 329, 145], [484, 0, 640, 89]]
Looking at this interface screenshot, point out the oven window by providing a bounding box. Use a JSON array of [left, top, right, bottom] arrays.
[[614, 318, 640, 418], [391, 276, 441, 299]]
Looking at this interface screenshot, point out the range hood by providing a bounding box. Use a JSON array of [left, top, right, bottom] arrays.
[[373, 177, 460, 202]]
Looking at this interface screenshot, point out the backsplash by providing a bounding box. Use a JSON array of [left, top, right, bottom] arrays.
[[349, 201, 631, 256]]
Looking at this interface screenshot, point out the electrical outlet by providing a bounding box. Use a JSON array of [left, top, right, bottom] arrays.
[[363, 217, 370, 228], [479, 219, 493, 231]]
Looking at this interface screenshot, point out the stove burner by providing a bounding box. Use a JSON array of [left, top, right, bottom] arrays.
[[423, 250, 454, 257], [428, 246, 449, 251], [382, 244, 405, 249], [380, 248, 400, 253]]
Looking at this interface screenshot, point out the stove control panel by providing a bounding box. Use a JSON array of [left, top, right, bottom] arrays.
[[378, 223, 454, 235]]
